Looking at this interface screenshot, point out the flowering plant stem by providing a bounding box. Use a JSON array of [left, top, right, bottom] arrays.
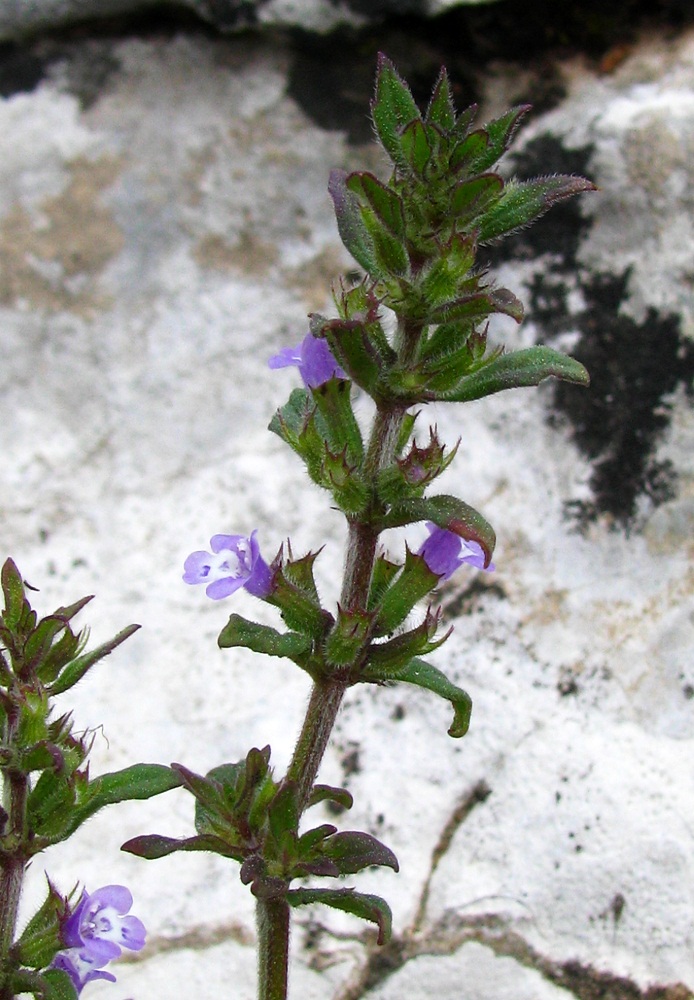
[[259, 388, 409, 1000]]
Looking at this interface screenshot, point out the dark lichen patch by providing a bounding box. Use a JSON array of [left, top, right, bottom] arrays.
[[0, 42, 48, 96], [548, 270, 694, 530]]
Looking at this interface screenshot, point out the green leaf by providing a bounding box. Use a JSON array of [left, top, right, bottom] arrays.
[[121, 832, 241, 860], [268, 781, 299, 842], [328, 169, 379, 275], [449, 173, 503, 228], [287, 887, 393, 945], [382, 493, 496, 569], [438, 346, 590, 403], [346, 172, 406, 240], [371, 53, 420, 168], [307, 784, 354, 811], [297, 822, 338, 854], [429, 287, 524, 326], [449, 130, 488, 174], [321, 831, 399, 874], [477, 175, 596, 244], [1, 557, 28, 629], [61, 764, 182, 839], [400, 118, 432, 177], [425, 67, 456, 131], [218, 614, 311, 661], [468, 105, 530, 173], [45, 624, 141, 696], [368, 656, 472, 738]]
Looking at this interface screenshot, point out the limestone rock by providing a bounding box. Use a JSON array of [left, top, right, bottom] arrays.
[[0, 20, 692, 1000]]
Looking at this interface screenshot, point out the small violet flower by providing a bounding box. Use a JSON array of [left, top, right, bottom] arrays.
[[183, 530, 272, 600], [268, 332, 346, 388], [51, 885, 145, 995], [418, 523, 495, 579]]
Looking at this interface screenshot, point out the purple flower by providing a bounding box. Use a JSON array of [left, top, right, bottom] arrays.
[[418, 523, 495, 579], [183, 530, 272, 600], [268, 332, 347, 388], [51, 885, 145, 995]]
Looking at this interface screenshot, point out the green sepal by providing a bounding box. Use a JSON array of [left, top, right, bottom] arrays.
[[372, 549, 440, 637], [328, 169, 380, 276], [310, 378, 364, 464], [425, 67, 456, 131], [267, 558, 333, 639], [268, 389, 329, 488], [217, 614, 312, 664], [367, 609, 449, 672], [14, 879, 67, 970], [320, 830, 399, 875], [367, 656, 472, 738], [287, 887, 393, 945], [322, 447, 371, 517], [315, 317, 394, 396], [307, 784, 354, 811], [25, 769, 80, 843], [382, 493, 496, 569], [477, 175, 597, 244], [346, 172, 406, 241], [367, 554, 401, 612], [371, 53, 421, 169], [45, 623, 141, 697], [436, 346, 590, 403], [415, 234, 476, 312], [324, 606, 373, 667], [121, 831, 242, 861], [13, 967, 79, 1000]]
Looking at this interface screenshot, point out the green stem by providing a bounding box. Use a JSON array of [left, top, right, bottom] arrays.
[[256, 319, 422, 1000], [257, 897, 290, 1000]]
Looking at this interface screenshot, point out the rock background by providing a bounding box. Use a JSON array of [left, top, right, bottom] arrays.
[[0, 3, 693, 999]]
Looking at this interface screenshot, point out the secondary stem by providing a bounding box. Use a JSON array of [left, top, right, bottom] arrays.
[[0, 711, 29, 1000]]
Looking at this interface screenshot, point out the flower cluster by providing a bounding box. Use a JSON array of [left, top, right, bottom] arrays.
[[51, 886, 145, 995]]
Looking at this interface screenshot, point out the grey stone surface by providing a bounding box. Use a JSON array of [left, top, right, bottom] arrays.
[[0, 21, 693, 1000]]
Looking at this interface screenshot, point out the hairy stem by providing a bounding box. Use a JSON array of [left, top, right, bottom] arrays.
[[257, 318, 423, 1000], [257, 897, 291, 1000]]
